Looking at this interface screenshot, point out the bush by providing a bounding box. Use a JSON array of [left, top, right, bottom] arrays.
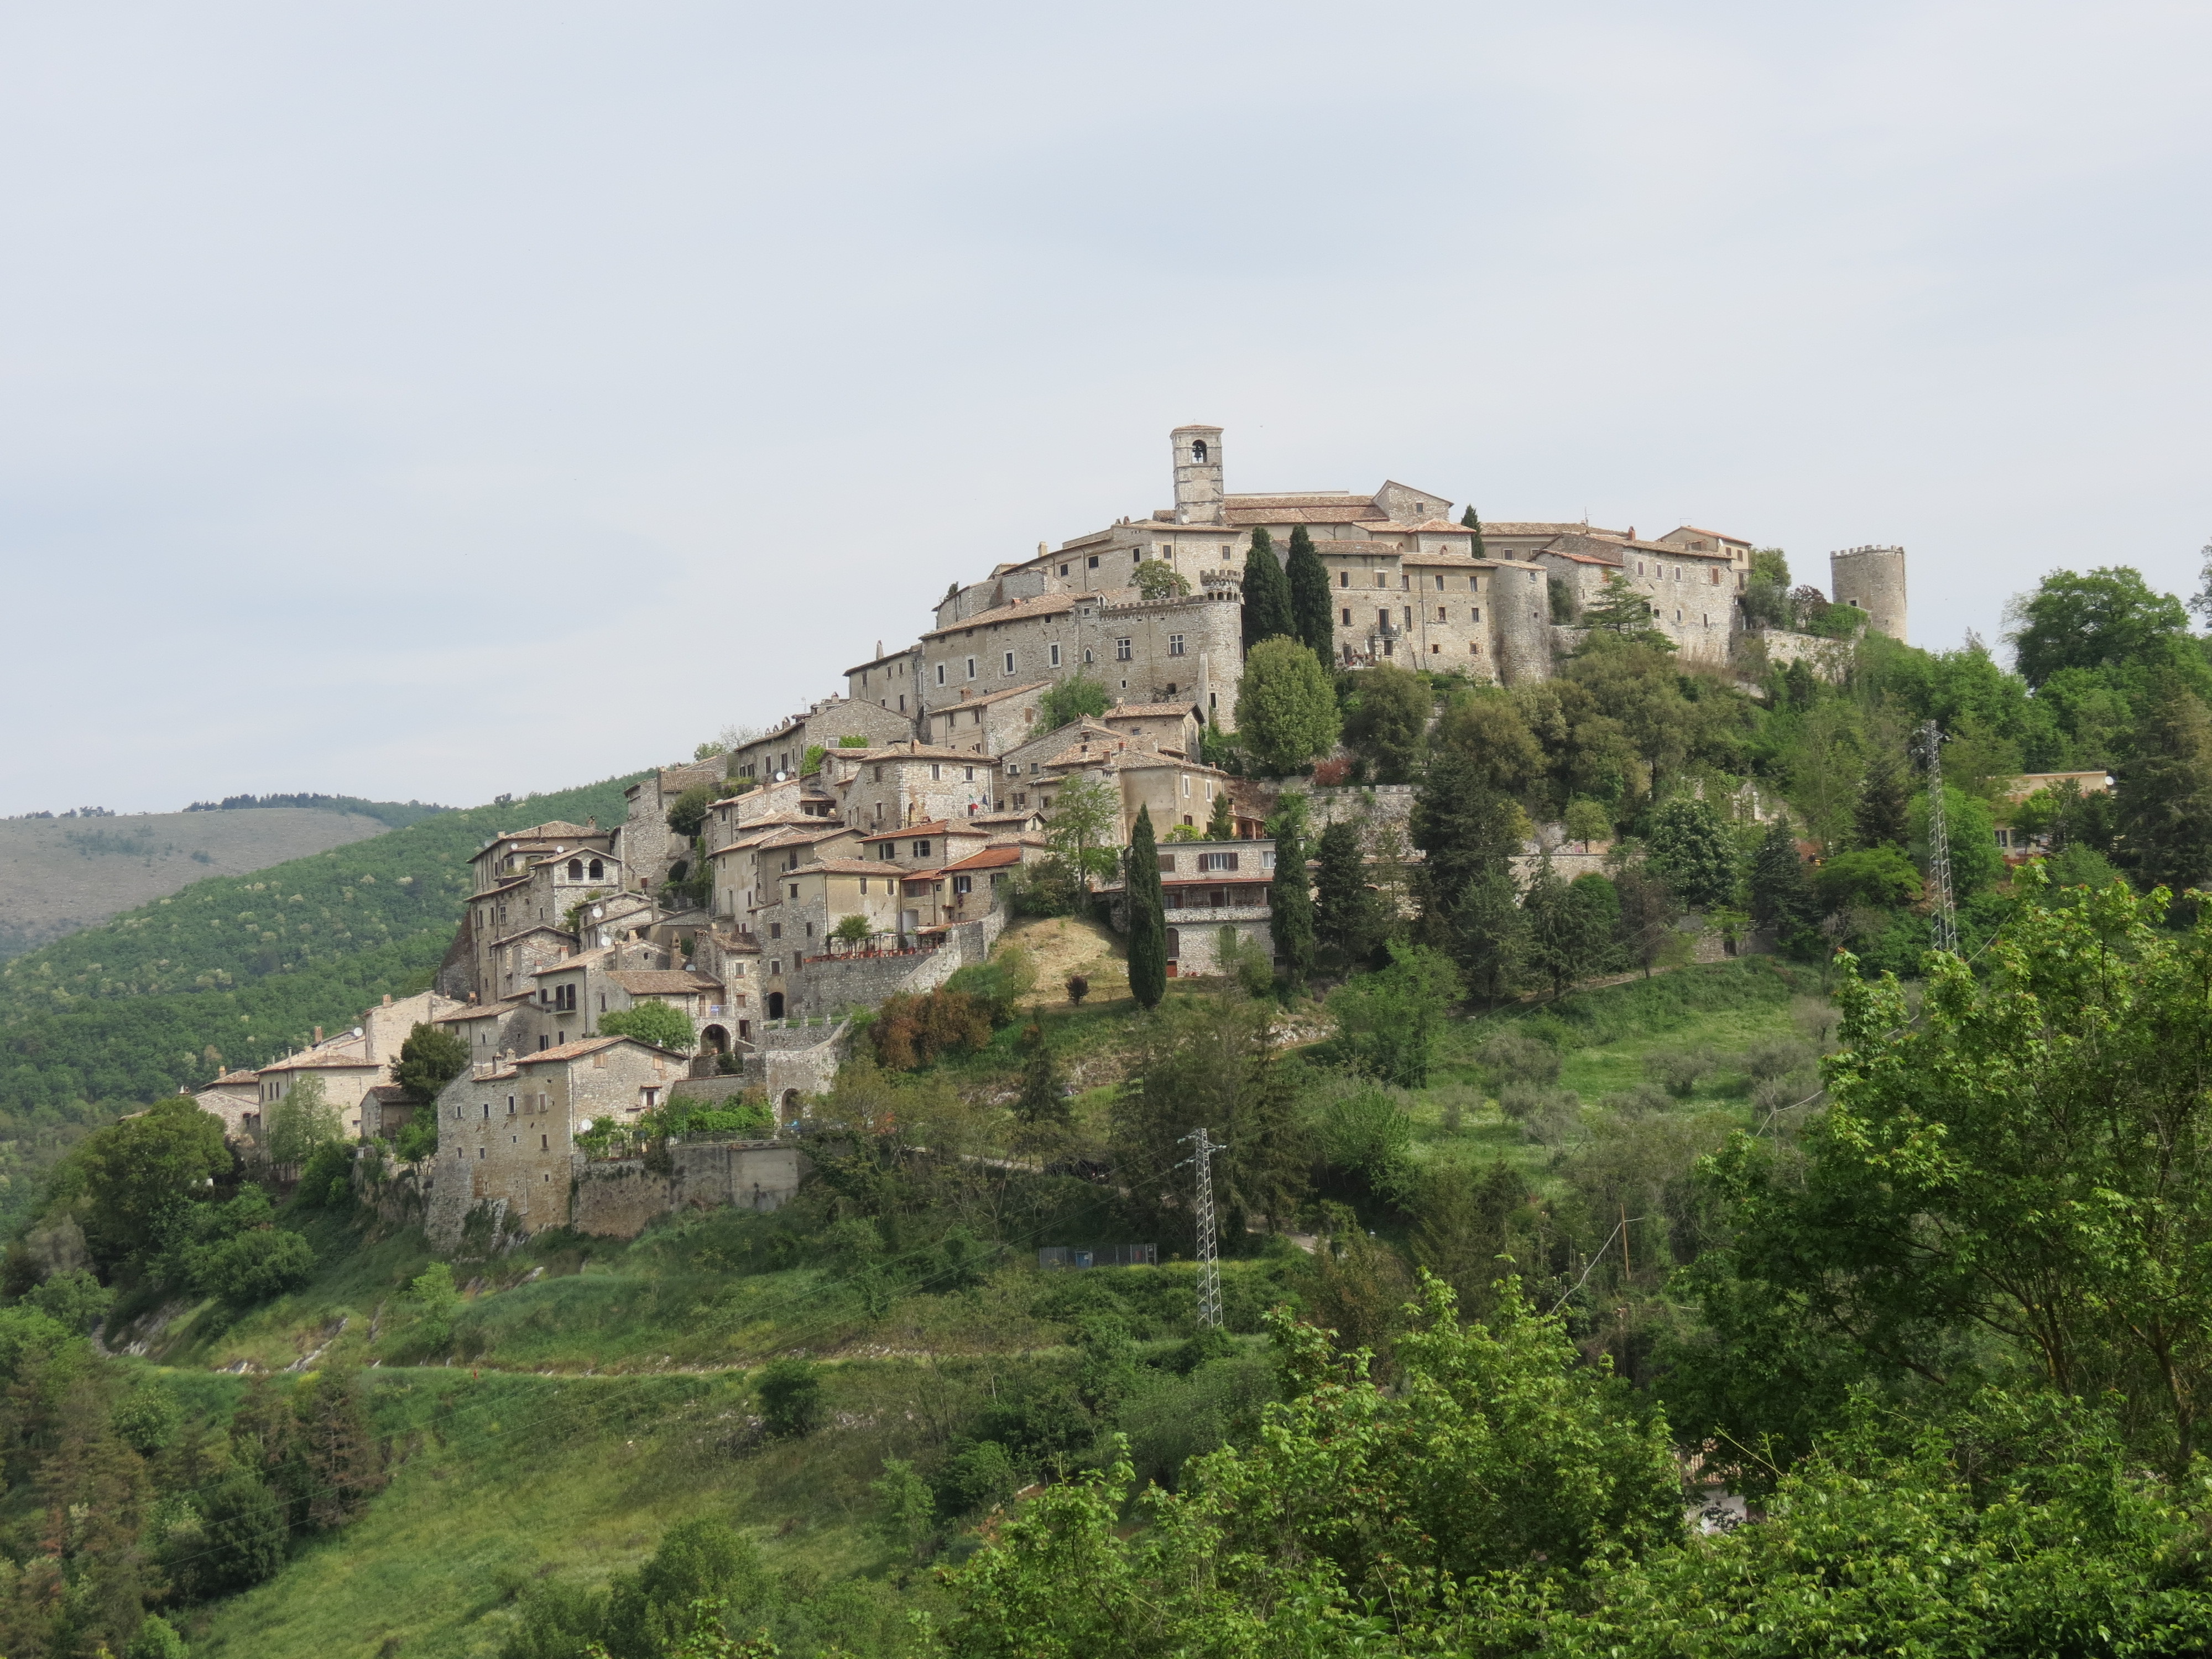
[[113, 1380, 181, 1453], [1742, 1036, 1814, 1082], [191, 1228, 315, 1305], [293, 1140, 353, 1209], [1813, 846, 1922, 913], [126, 1615, 187, 1659], [660, 1092, 774, 1140], [946, 947, 1036, 1027], [757, 1357, 822, 1438], [1499, 1081, 1575, 1123], [937, 1439, 1019, 1515], [394, 1114, 439, 1162], [1522, 1095, 1585, 1146], [1314, 1076, 1415, 1205], [1010, 857, 1083, 917], [597, 1001, 697, 1052], [1327, 942, 1463, 1088], [1039, 675, 1111, 731], [1643, 1047, 1715, 1098], [187, 1468, 289, 1598], [1065, 974, 1090, 1005], [26, 1267, 111, 1333], [1480, 1030, 1561, 1087], [872, 989, 992, 1069]]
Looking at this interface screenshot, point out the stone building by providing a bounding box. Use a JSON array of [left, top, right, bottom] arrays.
[[429, 1034, 688, 1239], [613, 764, 724, 891], [247, 989, 463, 1138], [925, 680, 1055, 756], [822, 742, 999, 832], [1097, 838, 1277, 975], [1103, 702, 1202, 754], [724, 694, 917, 786]]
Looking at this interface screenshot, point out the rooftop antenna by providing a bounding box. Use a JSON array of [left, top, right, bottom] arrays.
[[1182, 1126, 1227, 1329], [1916, 720, 1958, 954]]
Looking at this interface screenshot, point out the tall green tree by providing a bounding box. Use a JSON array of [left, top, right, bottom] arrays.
[[1643, 797, 1736, 908], [2115, 673, 2212, 898], [1042, 771, 1123, 907], [1124, 807, 1167, 1010], [1269, 818, 1314, 989], [1747, 816, 1812, 932], [393, 1021, 468, 1103], [1581, 572, 1672, 647], [1689, 872, 2212, 1472], [1522, 862, 1618, 995], [1285, 525, 1334, 660], [1234, 638, 1341, 776], [1855, 743, 1911, 849], [1460, 504, 1489, 559], [1239, 528, 1295, 650], [58, 1095, 230, 1275], [1204, 785, 1235, 841], [1313, 820, 1385, 968], [2007, 566, 2197, 690], [1327, 942, 1463, 1087], [1340, 663, 1431, 783], [300, 1363, 387, 1529], [1013, 1021, 1068, 1129]]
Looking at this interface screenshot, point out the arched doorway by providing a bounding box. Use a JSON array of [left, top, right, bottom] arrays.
[[766, 990, 785, 1019], [701, 1025, 729, 1054], [781, 1088, 802, 1123], [1165, 927, 1180, 978]]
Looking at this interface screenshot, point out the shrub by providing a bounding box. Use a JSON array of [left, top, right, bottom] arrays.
[[292, 1140, 353, 1209], [757, 1358, 822, 1438], [937, 1439, 1019, 1515], [1314, 1076, 1416, 1204], [114, 1380, 181, 1453], [660, 1092, 774, 1140], [393, 1021, 469, 1102], [394, 1114, 438, 1163], [264, 1073, 343, 1168], [26, 1267, 111, 1333], [1327, 942, 1463, 1088], [178, 1468, 288, 1599], [946, 946, 1036, 1026], [405, 1261, 462, 1354], [1813, 846, 1922, 913], [1065, 974, 1089, 1005], [1039, 675, 1111, 731], [665, 784, 717, 839], [1643, 1047, 1714, 1098], [1742, 1036, 1814, 1082], [1522, 1095, 1585, 1146], [1480, 1030, 1561, 1087], [191, 1228, 315, 1304], [1011, 857, 1083, 917], [597, 1001, 697, 1052], [831, 913, 873, 947], [872, 989, 992, 1068]]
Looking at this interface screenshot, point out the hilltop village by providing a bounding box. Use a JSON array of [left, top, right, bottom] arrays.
[[190, 426, 1911, 1242]]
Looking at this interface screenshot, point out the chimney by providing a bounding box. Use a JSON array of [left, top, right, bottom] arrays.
[[587, 816, 597, 831], [382, 993, 393, 1007], [313, 1026, 324, 1044], [875, 640, 883, 658]]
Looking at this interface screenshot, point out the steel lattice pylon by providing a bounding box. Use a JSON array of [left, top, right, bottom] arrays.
[[1917, 719, 1959, 955], [1183, 1127, 1228, 1329]]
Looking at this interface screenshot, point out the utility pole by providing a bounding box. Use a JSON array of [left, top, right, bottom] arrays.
[[1182, 1126, 1227, 1329], [1917, 719, 1959, 954]]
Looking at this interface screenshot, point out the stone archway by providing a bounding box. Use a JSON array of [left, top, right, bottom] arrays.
[[701, 1024, 729, 1055], [766, 990, 785, 1020]]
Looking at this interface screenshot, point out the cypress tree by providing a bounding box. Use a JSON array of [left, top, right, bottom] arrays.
[[1270, 820, 1314, 988], [1241, 528, 1295, 650], [1749, 816, 1813, 932], [1460, 505, 1488, 560], [1856, 747, 1911, 849], [1205, 786, 1235, 841], [1313, 818, 1381, 967], [1014, 1020, 1068, 1127], [1126, 807, 1168, 1009], [1286, 525, 1335, 661]]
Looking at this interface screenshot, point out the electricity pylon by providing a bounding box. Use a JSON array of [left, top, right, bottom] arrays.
[[1917, 719, 1958, 954], [1182, 1127, 1227, 1329]]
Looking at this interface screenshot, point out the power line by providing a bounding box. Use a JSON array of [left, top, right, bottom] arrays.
[[1917, 719, 1958, 954], [1181, 1127, 1227, 1329]]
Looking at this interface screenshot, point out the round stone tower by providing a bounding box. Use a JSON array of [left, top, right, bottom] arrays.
[[1828, 545, 1907, 641], [1493, 562, 1554, 685]]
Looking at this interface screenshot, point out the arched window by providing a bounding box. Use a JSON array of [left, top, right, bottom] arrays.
[[588, 858, 604, 879], [1191, 439, 1208, 463], [567, 858, 583, 879]]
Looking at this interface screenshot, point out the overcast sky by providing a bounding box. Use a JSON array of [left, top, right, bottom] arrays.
[[4, 2, 2209, 816]]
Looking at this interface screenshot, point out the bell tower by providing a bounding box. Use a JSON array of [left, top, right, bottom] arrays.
[[1171, 424, 1225, 525]]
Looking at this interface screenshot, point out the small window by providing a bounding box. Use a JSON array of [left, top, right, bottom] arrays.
[[1341, 607, 1352, 626], [1115, 638, 1132, 661], [1168, 633, 1185, 656], [770, 922, 782, 938], [964, 766, 975, 781], [1058, 564, 1068, 576], [1087, 554, 1099, 569], [1050, 642, 1061, 667], [965, 656, 977, 679], [588, 858, 604, 879], [567, 858, 583, 879], [1338, 570, 1349, 588], [931, 763, 942, 780], [1157, 853, 1177, 873], [953, 874, 973, 895], [1003, 651, 1015, 675], [936, 663, 947, 685], [1472, 607, 1481, 623], [1198, 851, 1240, 872], [913, 840, 932, 857], [1434, 573, 1445, 589]]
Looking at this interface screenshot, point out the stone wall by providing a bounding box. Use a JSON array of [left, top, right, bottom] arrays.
[[570, 1140, 804, 1239], [1751, 628, 1854, 679]]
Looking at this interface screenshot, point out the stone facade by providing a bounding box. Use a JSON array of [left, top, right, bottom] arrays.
[[1099, 839, 1275, 975], [1829, 545, 1908, 642], [570, 1141, 804, 1239], [725, 694, 916, 785]]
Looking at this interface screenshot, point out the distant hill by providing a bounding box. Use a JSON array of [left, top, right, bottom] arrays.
[[0, 807, 409, 961]]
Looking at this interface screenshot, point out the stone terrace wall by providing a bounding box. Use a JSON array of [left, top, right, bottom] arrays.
[[570, 1140, 804, 1239]]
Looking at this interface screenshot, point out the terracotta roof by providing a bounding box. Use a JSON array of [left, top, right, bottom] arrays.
[[1480, 522, 1626, 538], [842, 644, 921, 674], [366, 1084, 412, 1102], [1542, 549, 1624, 566], [1399, 550, 1485, 567], [517, 1036, 633, 1066], [930, 680, 1052, 712], [436, 1004, 513, 1022], [859, 820, 987, 843], [922, 592, 1079, 640], [531, 947, 615, 977], [259, 1048, 378, 1074], [968, 810, 1044, 825], [1663, 525, 1749, 543], [472, 822, 601, 856], [804, 858, 909, 875], [486, 924, 574, 950], [835, 741, 990, 763], [1224, 492, 1368, 507], [606, 969, 719, 995], [940, 845, 1025, 873], [210, 1069, 260, 1086]]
